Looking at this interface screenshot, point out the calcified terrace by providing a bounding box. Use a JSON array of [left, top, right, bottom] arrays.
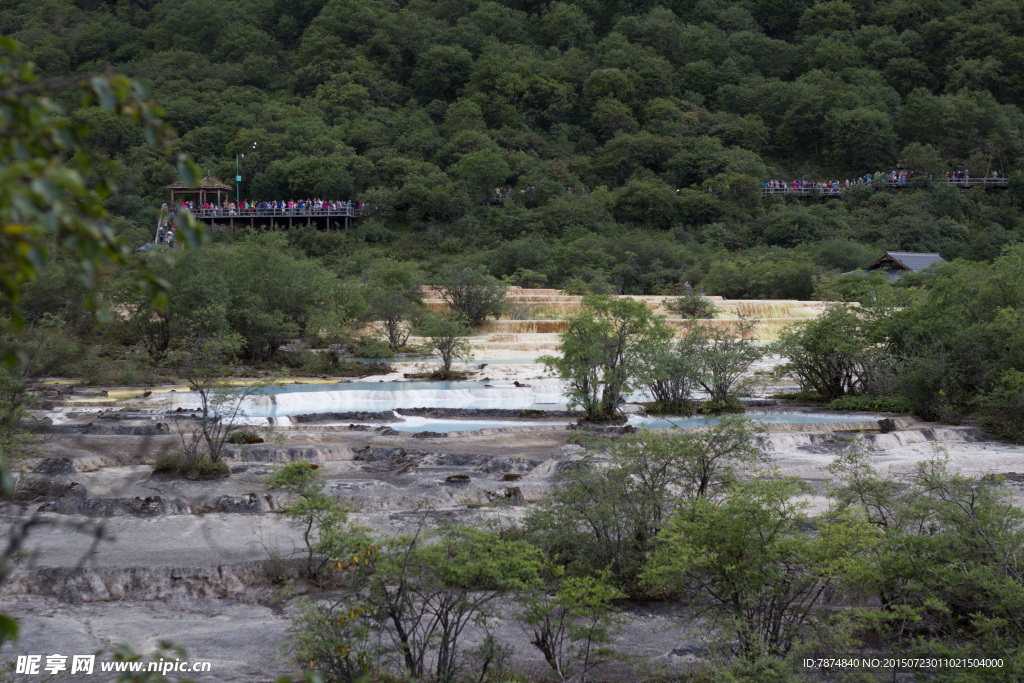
[[415, 287, 831, 360]]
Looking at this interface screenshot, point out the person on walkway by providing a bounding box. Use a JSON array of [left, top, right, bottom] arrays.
[[684, 281, 693, 295]]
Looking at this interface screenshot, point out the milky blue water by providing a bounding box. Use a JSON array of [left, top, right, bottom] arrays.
[[353, 412, 881, 433], [173, 381, 880, 426], [635, 413, 879, 429], [175, 381, 568, 416]]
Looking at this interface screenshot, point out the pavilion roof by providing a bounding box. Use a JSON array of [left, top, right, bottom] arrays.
[[863, 251, 946, 281], [166, 175, 233, 191]]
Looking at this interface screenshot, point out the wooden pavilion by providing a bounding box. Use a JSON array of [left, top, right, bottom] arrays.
[[166, 174, 233, 207]]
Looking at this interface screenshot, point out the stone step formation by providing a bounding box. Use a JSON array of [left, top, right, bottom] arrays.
[[417, 288, 833, 357]]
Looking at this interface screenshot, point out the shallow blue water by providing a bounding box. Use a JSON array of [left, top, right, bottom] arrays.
[[365, 412, 880, 433], [206, 381, 568, 416], [386, 419, 566, 432], [349, 357, 535, 365], [634, 413, 879, 429]]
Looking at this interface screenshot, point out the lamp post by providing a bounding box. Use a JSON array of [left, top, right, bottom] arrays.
[[235, 142, 255, 204]]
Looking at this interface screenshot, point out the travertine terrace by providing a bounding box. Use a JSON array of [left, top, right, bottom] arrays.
[[418, 287, 832, 359]]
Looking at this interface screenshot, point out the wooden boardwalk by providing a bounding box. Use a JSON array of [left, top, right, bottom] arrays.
[[153, 205, 376, 244], [763, 177, 1008, 197], [187, 205, 373, 230]]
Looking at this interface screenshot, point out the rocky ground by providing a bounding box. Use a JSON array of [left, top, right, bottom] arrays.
[[5, 376, 1024, 682]]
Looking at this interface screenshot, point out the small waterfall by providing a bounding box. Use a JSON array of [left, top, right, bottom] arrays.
[[392, 411, 427, 428], [719, 300, 827, 319], [763, 426, 986, 453], [477, 320, 568, 334]]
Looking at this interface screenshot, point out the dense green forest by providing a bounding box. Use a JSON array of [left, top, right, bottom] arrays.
[[5, 0, 1024, 296]]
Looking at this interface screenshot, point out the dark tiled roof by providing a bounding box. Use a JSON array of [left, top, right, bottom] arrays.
[[166, 176, 233, 190], [867, 251, 946, 274], [884, 251, 946, 271]]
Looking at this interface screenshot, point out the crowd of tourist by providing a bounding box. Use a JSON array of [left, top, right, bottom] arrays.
[[492, 186, 540, 203], [162, 199, 368, 216], [152, 198, 376, 247], [763, 170, 921, 195], [761, 168, 1007, 196]]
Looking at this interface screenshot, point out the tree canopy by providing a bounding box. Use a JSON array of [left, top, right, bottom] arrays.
[[5, 0, 1024, 298]]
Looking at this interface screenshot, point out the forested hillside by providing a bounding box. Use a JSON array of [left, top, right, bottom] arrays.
[[5, 0, 1024, 296]]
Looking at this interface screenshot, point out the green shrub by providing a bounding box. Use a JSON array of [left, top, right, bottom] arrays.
[[644, 399, 697, 415], [975, 370, 1024, 442], [277, 349, 339, 374], [274, 349, 390, 377], [666, 293, 718, 319], [771, 390, 826, 403], [225, 428, 265, 444], [699, 396, 746, 415], [78, 355, 157, 385], [352, 337, 394, 359], [275, 349, 321, 370], [153, 451, 230, 479], [826, 394, 913, 413], [265, 462, 369, 580], [355, 221, 395, 244]]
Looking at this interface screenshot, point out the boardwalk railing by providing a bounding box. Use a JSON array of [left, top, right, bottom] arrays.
[[763, 177, 1009, 197], [185, 206, 373, 219]]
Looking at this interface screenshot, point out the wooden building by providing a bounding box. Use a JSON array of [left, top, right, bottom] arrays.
[[863, 251, 946, 280], [166, 175, 233, 207]]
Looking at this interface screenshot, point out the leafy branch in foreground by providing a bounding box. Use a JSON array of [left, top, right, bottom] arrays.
[[0, 36, 202, 339]]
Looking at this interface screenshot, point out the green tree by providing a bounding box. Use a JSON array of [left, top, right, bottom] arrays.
[[520, 572, 624, 682], [322, 524, 543, 681], [829, 445, 1024, 671], [541, 296, 671, 421], [411, 45, 472, 101], [264, 462, 369, 580], [417, 311, 472, 376], [221, 236, 341, 363], [772, 305, 876, 400], [456, 149, 510, 204], [634, 335, 702, 414], [526, 420, 764, 591], [826, 107, 897, 171], [361, 260, 423, 349], [683, 319, 763, 409], [644, 476, 875, 657], [432, 264, 506, 327], [976, 368, 1024, 442], [536, 2, 594, 49], [108, 249, 231, 361]]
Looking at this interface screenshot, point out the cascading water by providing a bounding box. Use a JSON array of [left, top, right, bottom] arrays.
[[169, 381, 568, 417]]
